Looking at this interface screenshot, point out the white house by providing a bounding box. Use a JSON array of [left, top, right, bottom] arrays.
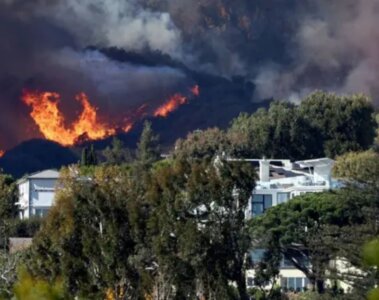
[[16, 169, 60, 219], [246, 157, 337, 218], [225, 157, 339, 291]]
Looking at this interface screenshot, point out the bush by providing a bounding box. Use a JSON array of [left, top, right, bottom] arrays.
[[8, 218, 42, 238]]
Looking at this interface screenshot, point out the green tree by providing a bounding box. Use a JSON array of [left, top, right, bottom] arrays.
[[80, 145, 98, 166], [147, 158, 256, 299], [27, 166, 140, 299], [0, 173, 18, 247], [228, 92, 376, 160], [103, 138, 132, 165], [0, 173, 17, 221], [0, 251, 24, 299], [228, 101, 321, 159], [299, 92, 375, 157], [333, 150, 379, 188], [12, 267, 66, 300], [136, 121, 160, 167], [80, 147, 89, 166], [174, 128, 229, 159], [364, 238, 379, 300], [249, 189, 379, 296]]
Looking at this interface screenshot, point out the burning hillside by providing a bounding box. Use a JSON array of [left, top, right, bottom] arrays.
[[20, 85, 199, 148], [22, 90, 117, 146], [1, 0, 378, 166]]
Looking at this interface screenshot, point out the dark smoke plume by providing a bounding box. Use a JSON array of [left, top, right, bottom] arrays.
[[1, 0, 379, 150]]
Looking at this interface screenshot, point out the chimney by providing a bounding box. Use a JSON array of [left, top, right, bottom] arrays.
[[259, 159, 270, 182]]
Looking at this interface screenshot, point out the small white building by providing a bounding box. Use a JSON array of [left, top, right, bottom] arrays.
[[17, 169, 60, 219]]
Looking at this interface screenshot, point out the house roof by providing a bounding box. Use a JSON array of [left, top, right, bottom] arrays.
[[295, 158, 334, 168], [17, 169, 60, 184]]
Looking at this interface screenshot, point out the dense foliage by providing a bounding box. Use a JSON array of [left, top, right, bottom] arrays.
[[24, 160, 255, 299], [175, 92, 376, 160]]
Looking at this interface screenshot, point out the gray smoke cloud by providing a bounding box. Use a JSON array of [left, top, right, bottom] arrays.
[[253, 0, 379, 103], [3, 0, 182, 56], [0, 0, 189, 149], [1, 0, 379, 150]]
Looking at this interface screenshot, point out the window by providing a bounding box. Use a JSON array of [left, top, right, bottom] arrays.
[[247, 277, 254, 287], [296, 278, 303, 291], [250, 249, 266, 265], [252, 194, 272, 217], [281, 277, 308, 291], [34, 208, 49, 218], [277, 192, 290, 204], [281, 255, 309, 269], [281, 257, 295, 268]]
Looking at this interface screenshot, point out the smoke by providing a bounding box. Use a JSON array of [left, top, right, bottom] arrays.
[[3, 0, 182, 56], [0, 0, 189, 149], [253, 0, 379, 103], [1, 0, 379, 150]]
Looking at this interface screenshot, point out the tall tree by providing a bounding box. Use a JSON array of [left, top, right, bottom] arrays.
[[0, 172, 18, 247], [333, 150, 379, 188], [174, 128, 229, 160], [299, 92, 375, 157], [0, 252, 24, 298], [0, 173, 17, 221], [27, 166, 140, 299], [81, 145, 98, 166], [136, 121, 160, 167], [228, 92, 376, 160], [103, 138, 132, 165], [147, 158, 256, 299], [80, 147, 89, 166], [88, 144, 98, 166], [249, 189, 379, 296]]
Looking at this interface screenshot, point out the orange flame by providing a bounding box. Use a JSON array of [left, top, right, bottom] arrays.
[[153, 94, 187, 118], [21, 84, 199, 147], [22, 90, 115, 146], [0, 150, 4, 158]]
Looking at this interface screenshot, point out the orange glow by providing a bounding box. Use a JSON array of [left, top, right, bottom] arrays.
[[123, 123, 133, 133], [21, 84, 199, 147], [153, 94, 187, 118], [22, 90, 115, 146], [191, 85, 200, 96], [0, 150, 4, 158]]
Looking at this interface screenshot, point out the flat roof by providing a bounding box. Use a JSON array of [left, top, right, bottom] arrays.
[[17, 169, 60, 184], [295, 158, 334, 168]]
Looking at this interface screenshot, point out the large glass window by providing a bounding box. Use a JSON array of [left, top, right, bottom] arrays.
[[252, 194, 272, 217]]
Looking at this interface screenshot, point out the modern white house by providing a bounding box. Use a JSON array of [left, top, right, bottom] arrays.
[[246, 157, 337, 218], [16, 169, 60, 219], [226, 157, 339, 291]]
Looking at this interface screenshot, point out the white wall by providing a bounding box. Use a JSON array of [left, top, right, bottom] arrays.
[[18, 181, 30, 219], [18, 178, 58, 219], [30, 179, 57, 208]]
